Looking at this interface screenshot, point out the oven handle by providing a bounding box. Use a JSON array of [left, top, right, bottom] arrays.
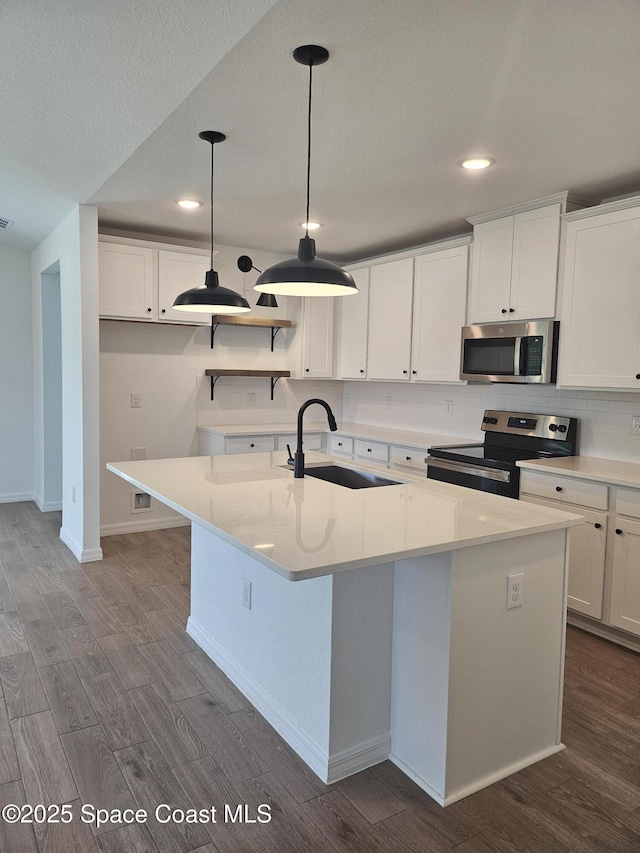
[[513, 336, 523, 376], [426, 457, 511, 483]]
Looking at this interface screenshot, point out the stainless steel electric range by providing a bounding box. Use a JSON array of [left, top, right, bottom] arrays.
[[426, 410, 578, 499]]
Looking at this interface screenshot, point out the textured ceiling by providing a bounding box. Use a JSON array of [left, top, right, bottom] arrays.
[[3, 0, 640, 261]]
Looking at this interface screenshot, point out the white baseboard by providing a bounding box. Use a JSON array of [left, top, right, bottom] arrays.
[[326, 733, 390, 784], [33, 495, 62, 512], [188, 617, 389, 784], [100, 517, 191, 536], [59, 526, 103, 563], [0, 492, 35, 505], [390, 742, 566, 807]]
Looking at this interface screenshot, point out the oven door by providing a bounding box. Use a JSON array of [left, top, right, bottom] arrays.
[[426, 456, 516, 497]]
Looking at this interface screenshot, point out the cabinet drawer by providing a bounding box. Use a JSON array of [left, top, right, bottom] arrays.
[[519, 471, 608, 510], [277, 433, 322, 452], [225, 436, 275, 454], [354, 439, 389, 463], [390, 445, 428, 473], [616, 488, 640, 519], [329, 435, 353, 456]]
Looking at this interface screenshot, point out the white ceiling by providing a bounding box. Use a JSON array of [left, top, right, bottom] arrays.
[[3, 0, 640, 262]]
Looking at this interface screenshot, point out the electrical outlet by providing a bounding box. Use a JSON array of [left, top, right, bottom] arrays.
[[507, 572, 524, 609], [446, 400, 454, 416], [385, 396, 392, 409], [131, 447, 146, 461], [632, 417, 640, 435], [71, 486, 76, 503], [130, 491, 152, 513], [242, 578, 252, 610], [247, 393, 256, 408], [131, 393, 141, 408]]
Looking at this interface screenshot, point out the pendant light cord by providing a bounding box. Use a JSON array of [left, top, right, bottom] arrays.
[[305, 61, 313, 238], [210, 141, 215, 269]]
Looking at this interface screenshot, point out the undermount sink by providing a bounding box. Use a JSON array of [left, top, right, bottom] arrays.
[[284, 463, 402, 489]]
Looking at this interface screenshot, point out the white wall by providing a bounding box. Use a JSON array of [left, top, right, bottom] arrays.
[[100, 240, 343, 533], [31, 205, 102, 561], [0, 243, 34, 502], [41, 270, 62, 508], [342, 380, 640, 461]]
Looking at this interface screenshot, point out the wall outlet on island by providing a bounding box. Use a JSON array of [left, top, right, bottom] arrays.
[[506, 572, 524, 609], [242, 578, 252, 610], [385, 396, 392, 409], [632, 417, 640, 435]]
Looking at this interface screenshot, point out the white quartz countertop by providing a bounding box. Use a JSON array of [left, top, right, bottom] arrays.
[[196, 421, 473, 448], [107, 451, 582, 581], [517, 456, 640, 489]]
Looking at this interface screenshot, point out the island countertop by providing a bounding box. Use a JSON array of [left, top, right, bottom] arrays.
[[107, 451, 583, 580]]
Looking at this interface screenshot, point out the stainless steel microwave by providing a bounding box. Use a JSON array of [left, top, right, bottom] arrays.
[[460, 319, 559, 383]]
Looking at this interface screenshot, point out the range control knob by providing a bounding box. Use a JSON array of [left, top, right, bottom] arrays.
[[557, 424, 567, 433], [549, 423, 558, 431], [489, 417, 498, 425], [483, 416, 491, 424]]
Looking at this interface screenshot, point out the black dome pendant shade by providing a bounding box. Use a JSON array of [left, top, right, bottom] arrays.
[[173, 131, 250, 314], [254, 46, 357, 298], [237, 255, 278, 308]]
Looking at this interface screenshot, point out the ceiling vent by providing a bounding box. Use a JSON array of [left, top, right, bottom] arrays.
[[0, 216, 14, 230]]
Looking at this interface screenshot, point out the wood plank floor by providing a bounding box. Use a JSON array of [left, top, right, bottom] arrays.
[[0, 501, 639, 852]]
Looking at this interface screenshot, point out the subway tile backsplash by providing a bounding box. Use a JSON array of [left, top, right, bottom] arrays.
[[342, 382, 640, 462]]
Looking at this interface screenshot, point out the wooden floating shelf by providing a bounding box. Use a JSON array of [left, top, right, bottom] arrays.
[[205, 369, 291, 401], [210, 315, 293, 351]]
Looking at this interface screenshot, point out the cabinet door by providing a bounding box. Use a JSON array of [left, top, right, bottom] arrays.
[[157, 250, 211, 325], [610, 516, 640, 636], [412, 245, 468, 382], [510, 204, 560, 319], [558, 207, 640, 389], [301, 297, 334, 378], [367, 258, 414, 380], [467, 216, 513, 323], [521, 495, 606, 619], [336, 268, 369, 379], [99, 242, 154, 320]]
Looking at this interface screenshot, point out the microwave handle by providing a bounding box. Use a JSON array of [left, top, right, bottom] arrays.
[[513, 336, 523, 376]]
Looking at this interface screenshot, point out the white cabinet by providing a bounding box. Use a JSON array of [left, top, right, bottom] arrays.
[[336, 268, 369, 379], [225, 436, 275, 454], [157, 250, 211, 324], [328, 435, 354, 458], [411, 243, 469, 382], [367, 258, 414, 380], [298, 297, 334, 378], [557, 200, 640, 390], [523, 493, 607, 619], [468, 203, 561, 323], [99, 242, 154, 320], [610, 517, 640, 636], [354, 439, 389, 466], [389, 445, 429, 475], [99, 238, 210, 325]]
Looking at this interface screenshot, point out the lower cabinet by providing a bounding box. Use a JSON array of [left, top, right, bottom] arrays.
[[610, 514, 640, 635], [521, 470, 640, 644]]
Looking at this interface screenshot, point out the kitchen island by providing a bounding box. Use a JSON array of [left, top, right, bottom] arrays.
[[107, 450, 582, 806]]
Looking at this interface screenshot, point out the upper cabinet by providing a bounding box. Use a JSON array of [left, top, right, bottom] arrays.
[[367, 258, 414, 381], [99, 237, 210, 325], [335, 268, 370, 379], [337, 237, 470, 384], [411, 242, 469, 383], [467, 193, 590, 324], [557, 198, 640, 390], [297, 296, 334, 379], [99, 242, 154, 320]]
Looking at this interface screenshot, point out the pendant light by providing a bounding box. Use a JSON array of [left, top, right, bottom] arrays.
[[237, 256, 278, 307], [254, 45, 358, 298], [173, 131, 251, 314]]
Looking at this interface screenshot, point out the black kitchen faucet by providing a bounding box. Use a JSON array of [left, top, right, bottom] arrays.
[[292, 398, 337, 478]]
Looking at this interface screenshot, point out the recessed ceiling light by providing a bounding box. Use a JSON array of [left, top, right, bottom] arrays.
[[176, 199, 202, 209], [459, 158, 495, 170], [300, 221, 322, 230]]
